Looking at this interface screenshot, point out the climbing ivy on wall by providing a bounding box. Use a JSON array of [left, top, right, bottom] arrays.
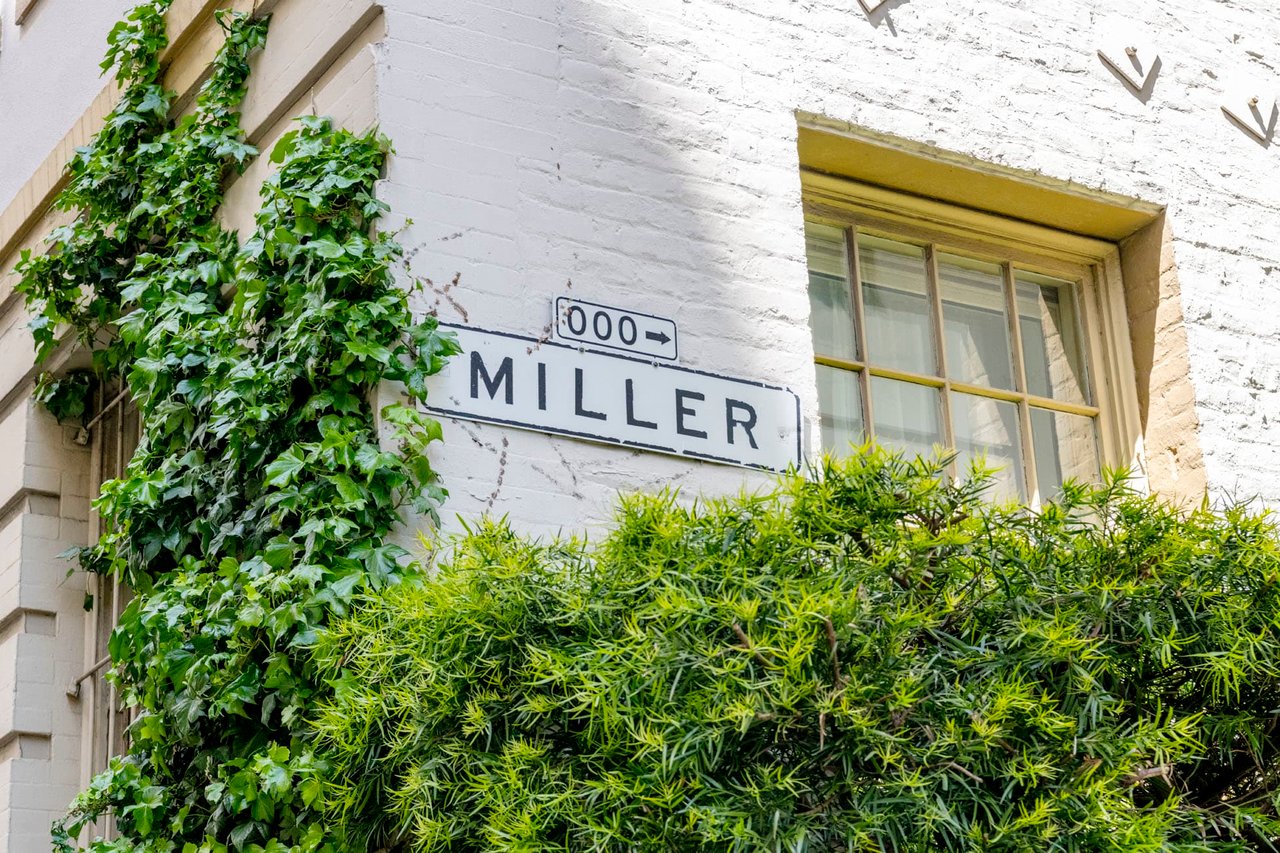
[[18, 2, 457, 850]]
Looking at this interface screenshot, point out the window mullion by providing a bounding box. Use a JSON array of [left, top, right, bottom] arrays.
[[106, 390, 125, 838], [867, 366, 946, 388], [1003, 263, 1039, 503], [815, 354, 864, 372], [925, 245, 955, 467], [808, 202, 1109, 499], [847, 227, 874, 440], [76, 380, 134, 843]]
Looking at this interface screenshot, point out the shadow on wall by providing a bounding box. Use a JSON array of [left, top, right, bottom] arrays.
[[1120, 211, 1207, 502], [543, 2, 1214, 511], [380, 0, 1220, 524], [862, 0, 914, 37], [377, 0, 814, 532]]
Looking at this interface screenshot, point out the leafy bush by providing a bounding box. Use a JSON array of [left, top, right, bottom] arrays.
[[34, 369, 95, 424], [315, 451, 1280, 851], [19, 3, 458, 848]]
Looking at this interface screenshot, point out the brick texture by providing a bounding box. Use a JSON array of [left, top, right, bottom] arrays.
[[376, 0, 1280, 531], [0, 0, 1277, 844]]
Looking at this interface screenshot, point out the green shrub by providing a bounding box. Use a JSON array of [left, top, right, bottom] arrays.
[[314, 450, 1280, 852]]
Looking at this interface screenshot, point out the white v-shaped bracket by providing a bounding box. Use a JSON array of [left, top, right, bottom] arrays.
[[1221, 72, 1278, 143], [858, 0, 890, 14], [1098, 25, 1159, 94]]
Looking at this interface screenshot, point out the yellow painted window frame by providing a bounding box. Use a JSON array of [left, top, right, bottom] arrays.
[[73, 380, 139, 842], [802, 169, 1144, 496]]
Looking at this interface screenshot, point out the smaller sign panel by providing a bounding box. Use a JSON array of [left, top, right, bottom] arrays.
[[554, 297, 679, 361], [425, 325, 801, 472]]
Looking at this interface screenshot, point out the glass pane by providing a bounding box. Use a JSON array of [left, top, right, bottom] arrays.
[[815, 364, 864, 456], [951, 393, 1024, 501], [1017, 272, 1089, 404], [870, 376, 942, 461], [860, 236, 935, 376], [1031, 408, 1100, 499], [938, 254, 1014, 391], [805, 222, 857, 361]]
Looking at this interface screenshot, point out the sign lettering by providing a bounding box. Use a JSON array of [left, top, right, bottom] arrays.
[[426, 325, 801, 471], [554, 297, 679, 361]]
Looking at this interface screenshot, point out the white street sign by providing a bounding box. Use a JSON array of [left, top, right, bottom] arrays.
[[553, 297, 679, 361], [425, 324, 801, 472]]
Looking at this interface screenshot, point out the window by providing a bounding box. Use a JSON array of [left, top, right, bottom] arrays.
[[804, 176, 1136, 504], [72, 379, 139, 840]]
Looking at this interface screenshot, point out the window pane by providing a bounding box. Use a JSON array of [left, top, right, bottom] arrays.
[[805, 222, 857, 361], [951, 392, 1024, 501], [870, 376, 942, 461], [816, 364, 864, 456], [860, 236, 935, 376], [938, 254, 1014, 391], [1031, 408, 1099, 499], [1017, 272, 1089, 404]]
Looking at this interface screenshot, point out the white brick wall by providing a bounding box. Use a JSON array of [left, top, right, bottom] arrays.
[[377, 0, 1280, 533], [0, 0, 1278, 843]]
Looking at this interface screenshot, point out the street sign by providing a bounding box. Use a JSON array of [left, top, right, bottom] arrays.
[[425, 324, 801, 472], [553, 297, 679, 361]]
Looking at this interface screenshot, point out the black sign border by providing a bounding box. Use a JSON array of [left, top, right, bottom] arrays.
[[424, 323, 803, 473], [552, 296, 680, 362]]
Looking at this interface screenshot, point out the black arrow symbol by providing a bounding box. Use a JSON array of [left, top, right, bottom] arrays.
[[645, 330, 672, 345]]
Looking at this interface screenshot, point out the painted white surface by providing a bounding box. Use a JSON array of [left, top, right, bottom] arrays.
[[0, 0, 134, 211], [1219, 70, 1278, 143], [375, 0, 1280, 535], [0, 0, 1276, 839]]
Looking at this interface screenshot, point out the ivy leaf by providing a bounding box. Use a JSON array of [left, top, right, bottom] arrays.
[[25, 12, 455, 847], [265, 448, 306, 488], [353, 543, 409, 588], [130, 805, 154, 836], [229, 821, 258, 850], [176, 291, 211, 314], [309, 238, 345, 259], [137, 87, 168, 116], [299, 777, 322, 808], [324, 572, 361, 604], [270, 130, 299, 163], [196, 259, 222, 286], [332, 474, 364, 506], [290, 563, 324, 587], [263, 538, 296, 570]]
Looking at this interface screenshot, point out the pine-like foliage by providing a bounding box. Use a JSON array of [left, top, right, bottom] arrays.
[[316, 451, 1280, 851]]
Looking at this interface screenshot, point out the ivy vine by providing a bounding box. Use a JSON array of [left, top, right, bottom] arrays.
[[18, 2, 457, 850], [35, 369, 96, 424]]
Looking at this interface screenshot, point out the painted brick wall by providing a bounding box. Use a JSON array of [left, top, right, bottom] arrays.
[[0, 0, 1276, 842], [377, 0, 1280, 535]]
